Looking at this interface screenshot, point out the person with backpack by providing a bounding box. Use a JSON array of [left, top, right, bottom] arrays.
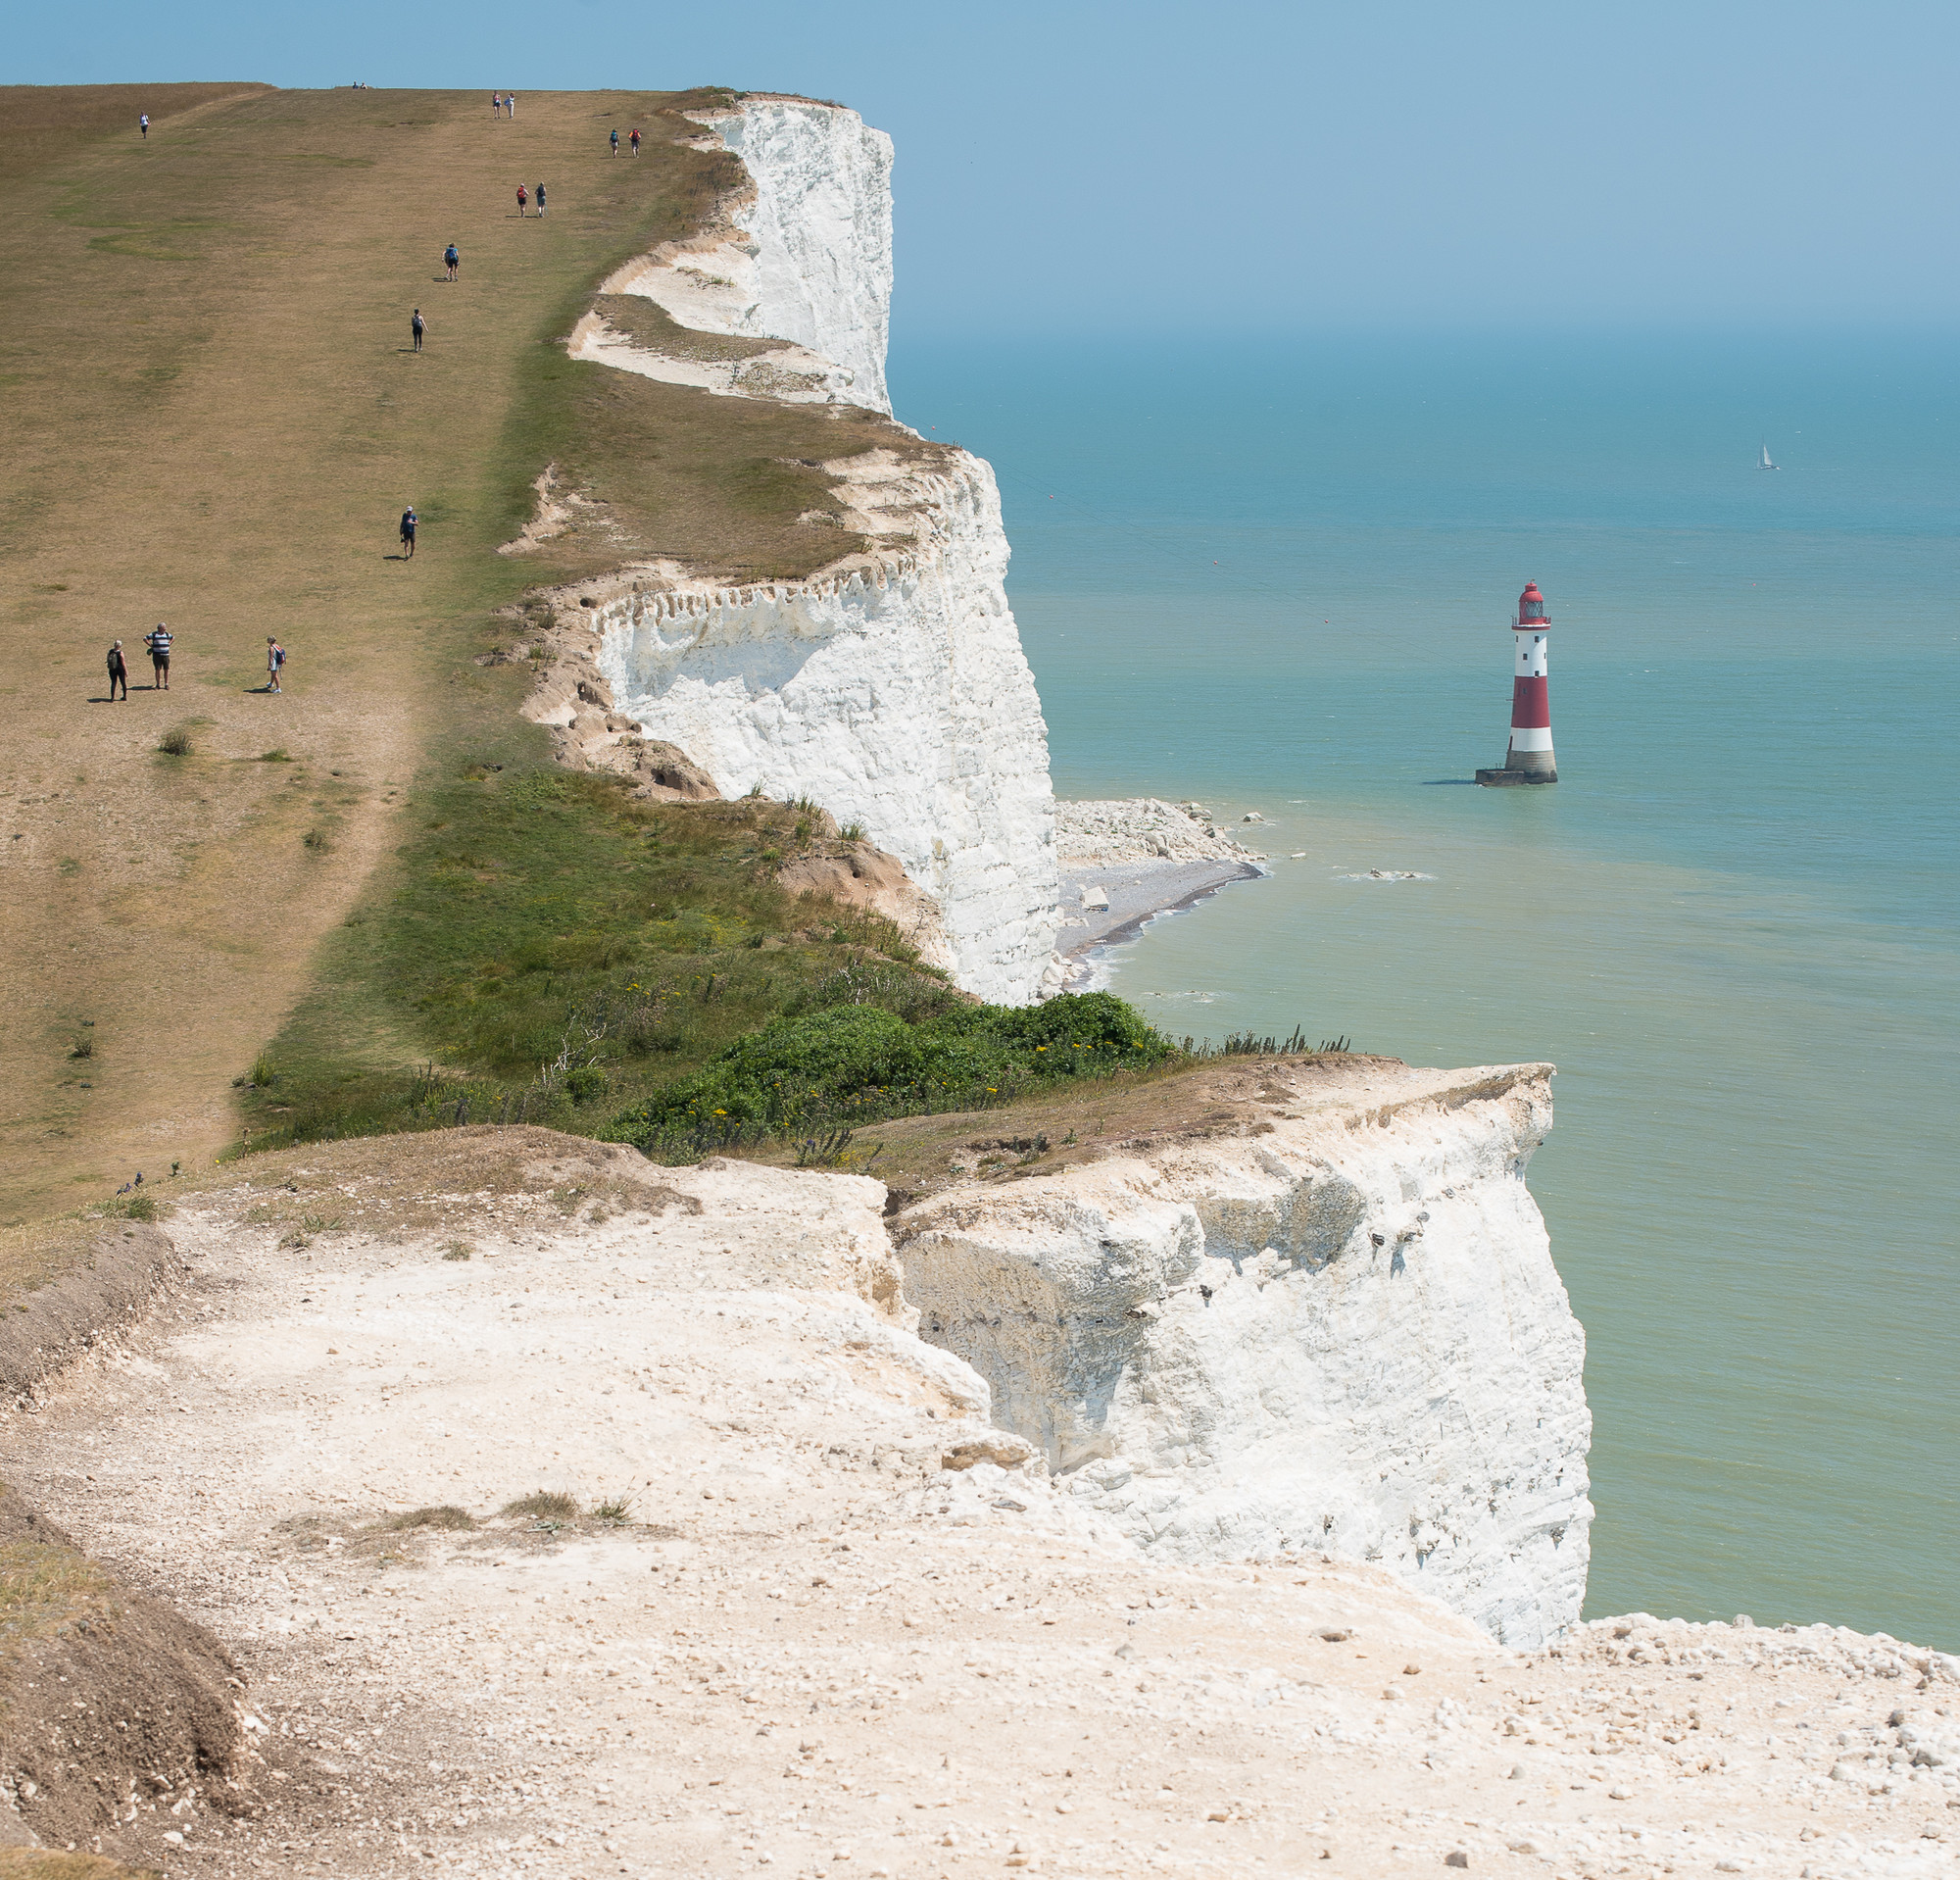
[[515, 183, 527, 217], [610, 127, 619, 157], [400, 507, 417, 559], [534, 181, 546, 218], [506, 92, 516, 118], [444, 242, 460, 280], [106, 639, 128, 701], [145, 622, 172, 691], [629, 127, 641, 156], [412, 308, 426, 352], [266, 638, 285, 694]]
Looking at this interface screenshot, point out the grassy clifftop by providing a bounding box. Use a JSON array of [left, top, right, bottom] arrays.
[[0, 83, 979, 1219]]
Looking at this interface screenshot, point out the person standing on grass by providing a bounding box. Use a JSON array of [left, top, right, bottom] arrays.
[[444, 242, 459, 280], [145, 622, 172, 690], [611, 127, 619, 157], [507, 92, 516, 118], [629, 126, 641, 156], [107, 639, 128, 701], [266, 637, 285, 693], [515, 183, 527, 217], [400, 507, 417, 559], [139, 114, 149, 139], [534, 180, 546, 218], [412, 307, 425, 352], [492, 92, 502, 116]]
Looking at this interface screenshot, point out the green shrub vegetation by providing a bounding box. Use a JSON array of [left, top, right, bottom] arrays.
[[612, 991, 1173, 1157]]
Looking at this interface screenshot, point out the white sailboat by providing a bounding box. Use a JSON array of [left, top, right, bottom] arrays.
[[1758, 442, 1779, 470]]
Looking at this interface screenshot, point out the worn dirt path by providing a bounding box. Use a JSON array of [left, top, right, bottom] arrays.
[[5, 1133, 1954, 1877]]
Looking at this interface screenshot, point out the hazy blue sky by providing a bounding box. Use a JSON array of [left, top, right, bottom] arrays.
[[18, 0, 1958, 335]]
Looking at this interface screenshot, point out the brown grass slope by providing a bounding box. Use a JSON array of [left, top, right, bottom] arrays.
[[0, 83, 945, 1227]]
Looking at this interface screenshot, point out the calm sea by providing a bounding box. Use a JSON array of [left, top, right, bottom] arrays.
[[891, 329, 1960, 1648]]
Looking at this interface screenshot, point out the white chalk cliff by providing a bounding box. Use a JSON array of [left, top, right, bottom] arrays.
[[564, 99, 1060, 1005], [894, 1058, 1592, 1646]]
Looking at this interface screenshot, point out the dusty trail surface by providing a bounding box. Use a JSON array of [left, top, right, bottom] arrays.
[[6, 1132, 1954, 1878]]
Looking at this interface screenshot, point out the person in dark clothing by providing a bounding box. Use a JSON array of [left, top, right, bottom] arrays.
[[629, 127, 641, 156], [534, 181, 546, 217], [412, 308, 425, 352], [107, 639, 128, 700], [611, 128, 619, 156], [444, 243, 460, 280], [400, 507, 417, 558]]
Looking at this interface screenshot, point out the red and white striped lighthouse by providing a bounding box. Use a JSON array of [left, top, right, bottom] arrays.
[[1476, 580, 1557, 786]]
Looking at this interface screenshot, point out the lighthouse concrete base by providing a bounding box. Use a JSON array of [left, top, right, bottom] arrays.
[[1476, 767, 1558, 787]]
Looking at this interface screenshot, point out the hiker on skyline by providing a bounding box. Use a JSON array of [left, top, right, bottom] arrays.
[[492, 92, 502, 115], [266, 637, 285, 693], [400, 507, 417, 558], [145, 622, 172, 690], [107, 639, 128, 701], [506, 93, 516, 117], [444, 242, 460, 280], [412, 307, 425, 352]]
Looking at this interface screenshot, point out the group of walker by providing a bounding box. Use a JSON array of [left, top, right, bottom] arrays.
[[119, 95, 651, 694], [105, 628, 285, 699]]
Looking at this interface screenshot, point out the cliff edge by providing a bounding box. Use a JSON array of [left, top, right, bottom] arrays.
[[539, 98, 1061, 1005], [893, 1055, 1591, 1646]]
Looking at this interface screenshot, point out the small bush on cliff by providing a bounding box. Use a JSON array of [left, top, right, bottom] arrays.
[[610, 992, 1173, 1156]]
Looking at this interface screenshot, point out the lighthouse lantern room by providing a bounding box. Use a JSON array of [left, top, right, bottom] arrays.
[[1476, 580, 1558, 786]]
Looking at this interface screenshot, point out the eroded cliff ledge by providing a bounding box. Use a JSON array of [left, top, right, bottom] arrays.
[[891, 1055, 1592, 1646], [532, 97, 1061, 1004]]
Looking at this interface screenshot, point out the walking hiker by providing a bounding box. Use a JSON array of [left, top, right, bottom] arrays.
[[412, 307, 425, 352], [534, 180, 546, 217], [139, 114, 149, 139], [266, 637, 285, 693], [145, 622, 172, 690], [629, 126, 641, 156], [515, 183, 527, 217], [610, 127, 619, 157], [444, 242, 460, 280], [400, 506, 417, 559], [106, 639, 128, 701]]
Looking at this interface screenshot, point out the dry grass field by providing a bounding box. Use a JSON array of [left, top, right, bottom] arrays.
[[0, 83, 776, 1222]]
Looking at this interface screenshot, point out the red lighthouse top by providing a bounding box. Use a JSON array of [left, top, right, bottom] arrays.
[[1517, 581, 1547, 626]]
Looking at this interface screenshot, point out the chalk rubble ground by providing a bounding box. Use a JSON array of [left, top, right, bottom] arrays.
[[8, 1130, 1956, 1879]]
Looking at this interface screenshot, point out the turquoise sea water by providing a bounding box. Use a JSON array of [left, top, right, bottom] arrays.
[[891, 330, 1960, 1648]]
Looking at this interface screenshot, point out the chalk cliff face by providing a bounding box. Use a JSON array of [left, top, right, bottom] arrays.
[[564, 100, 1060, 1004], [893, 1059, 1592, 1646]]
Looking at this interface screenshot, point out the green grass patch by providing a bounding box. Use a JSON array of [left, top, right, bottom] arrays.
[[241, 765, 967, 1151]]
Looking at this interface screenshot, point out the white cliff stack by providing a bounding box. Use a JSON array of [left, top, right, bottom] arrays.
[[557, 98, 1059, 1004], [892, 1056, 1592, 1646]]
